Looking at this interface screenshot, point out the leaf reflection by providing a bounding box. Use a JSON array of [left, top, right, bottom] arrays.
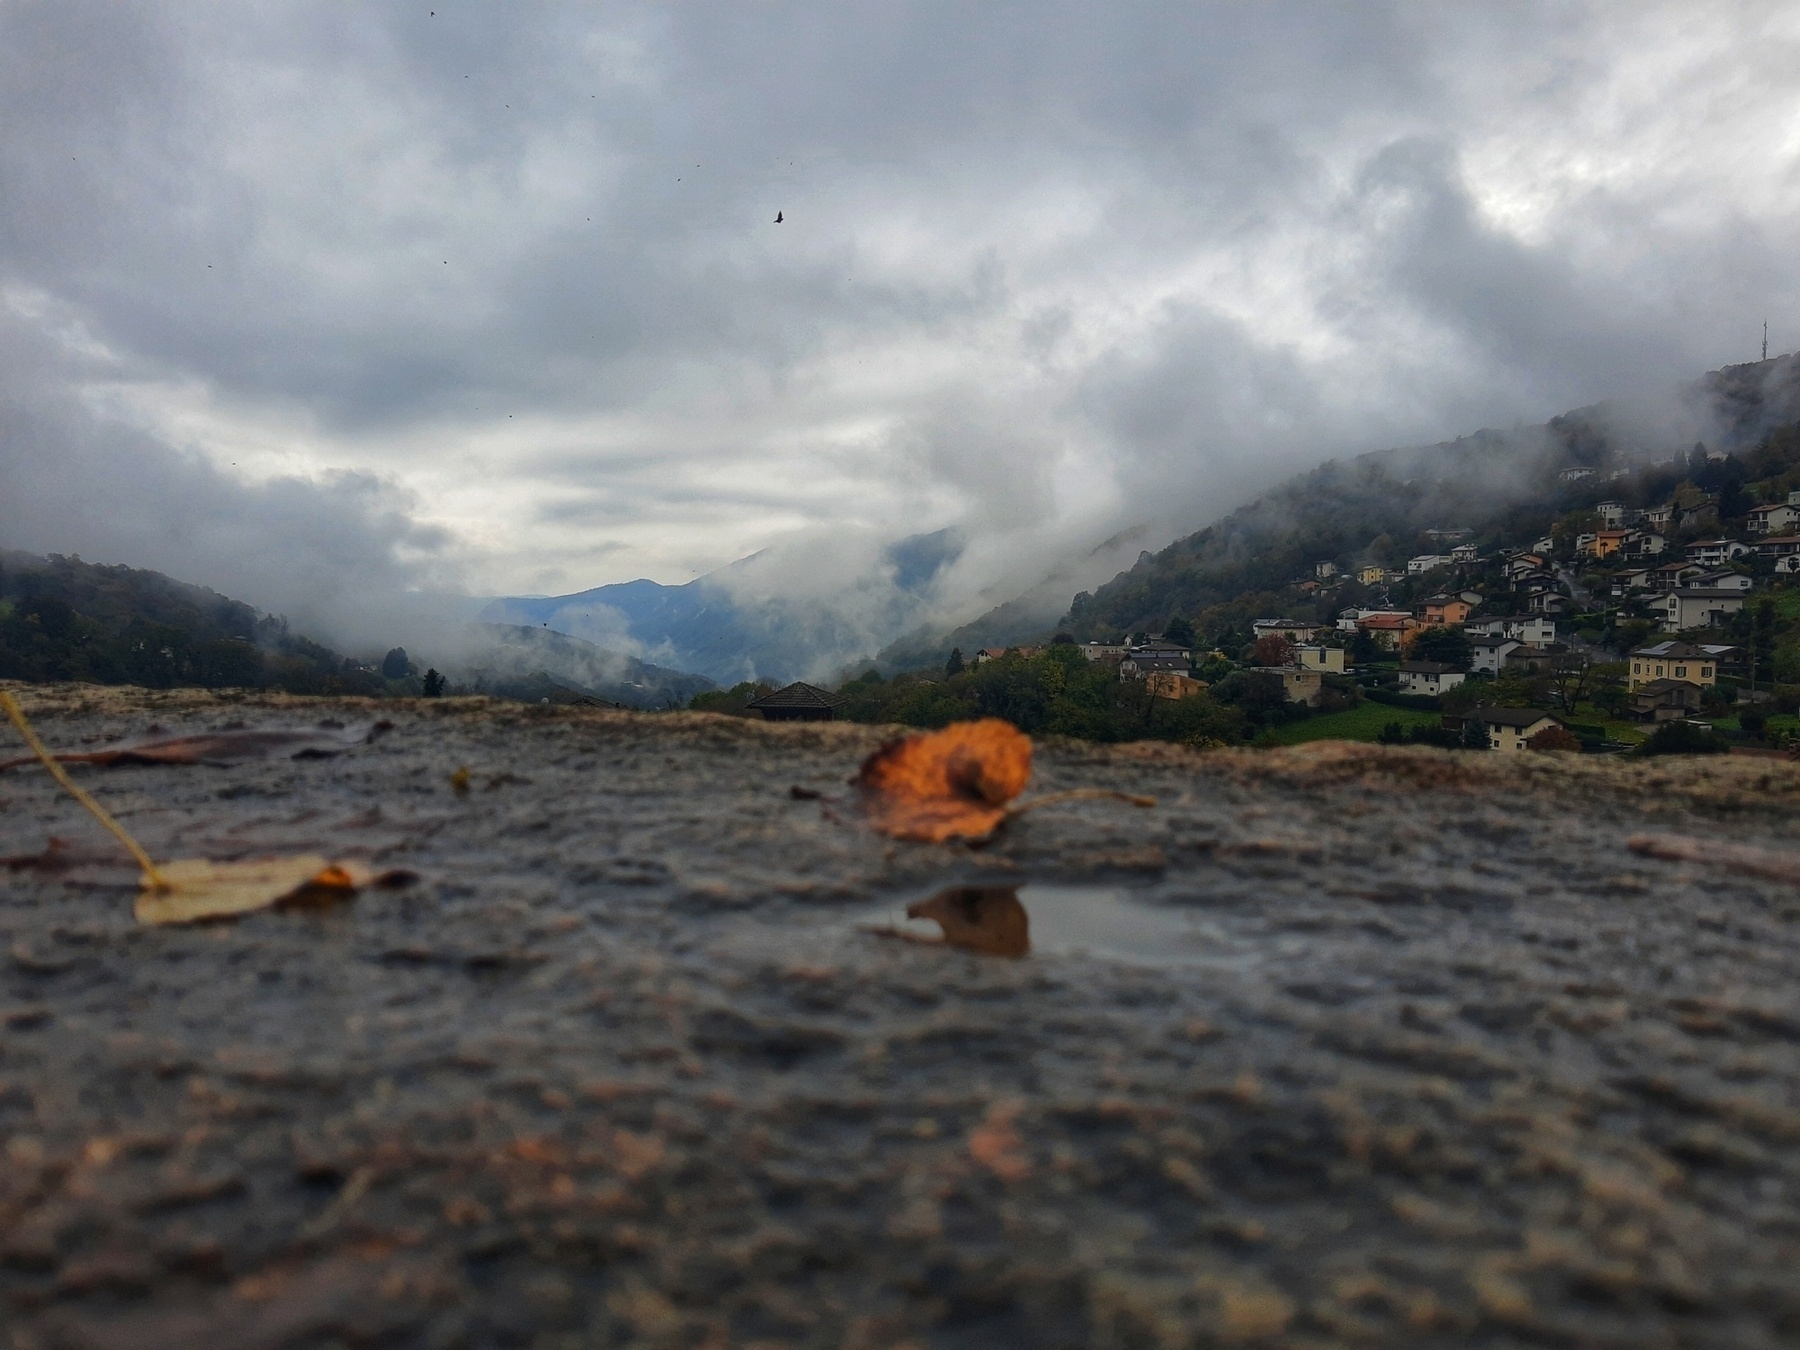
[[904, 885, 1030, 957]]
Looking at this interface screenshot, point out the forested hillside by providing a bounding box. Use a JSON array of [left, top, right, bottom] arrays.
[[0, 550, 391, 695], [1065, 355, 1800, 640]]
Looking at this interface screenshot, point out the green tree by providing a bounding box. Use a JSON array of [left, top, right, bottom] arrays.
[[1408, 625, 1471, 667], [421, 668, 447, 698], [945, 647, 965, 677], [1163, 616, 1196, 647], [381, 646, 411, 679]]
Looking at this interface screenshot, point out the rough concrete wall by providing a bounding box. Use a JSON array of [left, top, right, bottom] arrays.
[[1, 683, 1797, 1346]]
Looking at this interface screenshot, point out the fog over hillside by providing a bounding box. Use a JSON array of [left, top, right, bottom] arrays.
[[2, 5, 1797, 667]]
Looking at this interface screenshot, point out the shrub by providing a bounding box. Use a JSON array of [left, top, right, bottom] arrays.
[[1635, 720, 1729, 757], [1526, 724, 1582, 753]]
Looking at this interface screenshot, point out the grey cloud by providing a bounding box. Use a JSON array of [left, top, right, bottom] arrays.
[[1, 2, 1797, 673]]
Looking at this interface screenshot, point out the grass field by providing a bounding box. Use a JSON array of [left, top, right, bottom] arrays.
[[1258, 702, 1443, 747]]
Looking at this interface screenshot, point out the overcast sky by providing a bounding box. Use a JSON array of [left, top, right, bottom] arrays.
[[3, 2, 1798, 648]]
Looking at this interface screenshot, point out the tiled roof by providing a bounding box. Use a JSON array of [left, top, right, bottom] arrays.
[[746, 681, 844, 710], [1474, 705, 1560, 729]]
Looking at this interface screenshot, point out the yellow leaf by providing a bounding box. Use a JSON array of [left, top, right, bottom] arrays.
[[134, 855, 359, 926]]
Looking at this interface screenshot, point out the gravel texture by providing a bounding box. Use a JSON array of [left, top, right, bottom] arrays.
[[1, 683, 1798, 1349]]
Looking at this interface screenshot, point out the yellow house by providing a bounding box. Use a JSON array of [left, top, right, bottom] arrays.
[[1357, 565, 1385, 585], [1145, 672, 1209, 700], [1627, 641, 1717, 693], [1293, 645, 1347, 674]]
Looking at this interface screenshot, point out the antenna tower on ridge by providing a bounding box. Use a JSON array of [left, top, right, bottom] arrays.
[[1764, 320, 1769, 362]]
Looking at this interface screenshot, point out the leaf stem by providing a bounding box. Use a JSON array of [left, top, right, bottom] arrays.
[[0, 691, 171, 890]]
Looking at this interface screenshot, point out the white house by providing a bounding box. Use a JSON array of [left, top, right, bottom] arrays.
[[1398, 662, 1467, 696], [1450, 543, 1480, 563], [1685, 539, 1751, 566], [1464, 616, 1555, 647], [1595, 501, 1629, 528], [1407, 554, 1453, 575], [1659, 588, 1746, 633], [1747, 502, 1800, 535], [1078, 642, 1127, 661], [1686, 570, 1754, 593], [1252, 618, 1322, 642], [1314, 560, 1339, 579], [1468, 635, 1521, 674]]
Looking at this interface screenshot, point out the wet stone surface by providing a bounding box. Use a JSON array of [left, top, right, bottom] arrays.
[[1, 683, 1798, 1348]]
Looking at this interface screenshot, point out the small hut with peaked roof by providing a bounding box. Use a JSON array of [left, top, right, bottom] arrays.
[[745, 681, 844, 722]]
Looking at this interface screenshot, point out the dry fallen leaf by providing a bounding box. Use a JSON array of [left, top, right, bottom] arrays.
[[0, 722, 392, 773], [134, 856, 362, 926], [857, 719, 1032, 842], [905, 885, 1030, 956]]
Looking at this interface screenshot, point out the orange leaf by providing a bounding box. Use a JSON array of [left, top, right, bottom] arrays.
[[857, 719, 1031, 842]]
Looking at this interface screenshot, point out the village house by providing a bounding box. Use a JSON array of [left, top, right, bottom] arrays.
[[1118, 646, 1192, 680], [1145, 671, 1208, 700], [1612, 569, 1653, 595], [1356, 564, 1385, 586], [1643, 503, 1676, 532], [1293, 644, 1347, 675], [1505, 553, 1548, 581], [1468, 705, 1567, 753], [1624, 532, 1668, 557], [1465, 615, 1556, 647], [1314, 560, 1339, 579], [1251, 666, 1323, 707], [746, 682, 845, 722], [1397, 662, 1467, 697], [1450, 543, 1480, 563], [1503, 645, 1575, 677], [1425, 528, 1471, 543], [1252, 618, 1322, 642], [1406, 554, 1453, 575], [1780, 555, 1800, 575], [1580, 530, 1633, 561], [1627, 641, 1718, 692], [1077, 641, 1127, 661], [1753, 534, 1800, 562], [1686, 570, 1754, 593], [1632, 680, 1704, 721], [1747, 496, 1800, 535], [1468, 635, 1522, 674], [1647, 561, 1706, 591], [1595, 501, 1630, 528], [1527, 591, 1569, 616], [1685, 539, 1751, 567], [1558, 467, 1596, 483], [1415, 594, 1473, 626], [1355, 612, 1417, 650], [1658, 588, 1746, 633]]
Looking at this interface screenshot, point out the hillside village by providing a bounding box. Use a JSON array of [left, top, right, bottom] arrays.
[[711, 391, 1800, 756]]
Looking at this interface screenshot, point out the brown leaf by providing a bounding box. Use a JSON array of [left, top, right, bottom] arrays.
[[905, 885, 1030, 957], [133, 856, 363, 926], [857, 719, 1032, 842], [0, 722, 392, 773]]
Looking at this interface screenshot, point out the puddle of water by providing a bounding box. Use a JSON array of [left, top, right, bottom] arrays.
[[867, 882, 1247, 968]]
